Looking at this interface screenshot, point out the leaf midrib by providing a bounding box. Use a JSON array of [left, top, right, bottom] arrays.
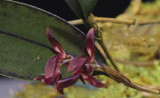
[[0, 30, 53, 51]]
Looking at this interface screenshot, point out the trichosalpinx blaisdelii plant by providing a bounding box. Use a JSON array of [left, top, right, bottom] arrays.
[[1, 1, 160, 97], [34, 27, 105, 94]]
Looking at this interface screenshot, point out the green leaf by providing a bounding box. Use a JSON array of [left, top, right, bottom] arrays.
[[65, 0, 84, 19], [65, 0, 97, 20], [78, 0, 98, 19], [0, 0, 107, 80]]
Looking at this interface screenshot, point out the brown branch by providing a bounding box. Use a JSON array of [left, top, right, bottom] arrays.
[[94, 17, 134, 24], [115, 59, 160, 67], [96, 66, 160, 95], [68, 19, 83, 25], [68, 17, 160, 25]]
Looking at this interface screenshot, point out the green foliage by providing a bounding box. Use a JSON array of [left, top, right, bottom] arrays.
[[119, 61, 160, 85], [16, 84, 59, 98], [65, 85, 143, 98], [0, 0, 107, 80], [99, 0, 160, 61], [65, 0, 97, 20]]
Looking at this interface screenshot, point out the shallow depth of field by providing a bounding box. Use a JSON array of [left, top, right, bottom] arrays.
[[11, 0, 160, 98]]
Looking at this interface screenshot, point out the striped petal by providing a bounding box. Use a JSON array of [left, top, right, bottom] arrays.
[[68, 55, 87, 72]]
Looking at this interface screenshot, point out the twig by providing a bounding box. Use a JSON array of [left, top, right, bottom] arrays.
[[94, 17, 134, 24], [68, 17, 160, 25], [116, 59, 153, 67], [68, 19, 83, 25], [115, 59, 160, 67]]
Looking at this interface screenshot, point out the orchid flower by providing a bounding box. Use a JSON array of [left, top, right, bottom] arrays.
[[33, 27, 160, 95], [34, 27, 72, 85], [55, 28, 105, 94]]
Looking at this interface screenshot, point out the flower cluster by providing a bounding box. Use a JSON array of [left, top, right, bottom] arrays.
[[34, 27, 105, 94]]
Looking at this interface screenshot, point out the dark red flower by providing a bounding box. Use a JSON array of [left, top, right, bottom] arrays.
[[56, 28, 105, 94], [34, 27, 71, 85]]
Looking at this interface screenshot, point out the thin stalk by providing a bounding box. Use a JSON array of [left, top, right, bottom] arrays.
[[94, 17, 134, 24], [97, 39, 120, 72], [68, 19, 83, 25], [96, 66, 160, 95], [68, 17, 160, 25]]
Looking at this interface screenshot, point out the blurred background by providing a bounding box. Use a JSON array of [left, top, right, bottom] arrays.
[[1, 0, 158, 98]]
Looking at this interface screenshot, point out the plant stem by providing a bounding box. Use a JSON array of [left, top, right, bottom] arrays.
[[97, 39, 120, 72], [68, 19, 83, 25], [68, 17, 160, 25], [82, 14, 120, 72], [96, 66, 160, 95]]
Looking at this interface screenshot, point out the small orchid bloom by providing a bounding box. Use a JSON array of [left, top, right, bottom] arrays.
[[34, 27, 71, 85], [55, 28, 105, 94]]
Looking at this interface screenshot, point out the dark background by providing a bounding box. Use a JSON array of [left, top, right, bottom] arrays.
[[13, 0, 132, 20], [12, 0, 154, 20], [11, 0, 154, 33]]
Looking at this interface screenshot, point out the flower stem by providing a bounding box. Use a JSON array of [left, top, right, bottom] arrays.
[[83, 14, 120, 72], [96, 66, 160, 95], [97, 39, 120, 72]]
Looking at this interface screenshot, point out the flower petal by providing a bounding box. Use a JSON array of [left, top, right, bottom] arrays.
[[45, 54, 63, 85], [46, 27, 65, 56], [53, 62, 62, 84], [81, 73, 105, 88], [44, 73, 62, 85], [86, 28, 95, 62], [56, 74, 80, 89], [43, 76, 54, 85], [68, 55, 87, 72], [34, 75, 56, 85], [83, 64, 92, 74], [44, 56, 57, 78], [34, 75, 45, 81], [57, 88, 64, 95]]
